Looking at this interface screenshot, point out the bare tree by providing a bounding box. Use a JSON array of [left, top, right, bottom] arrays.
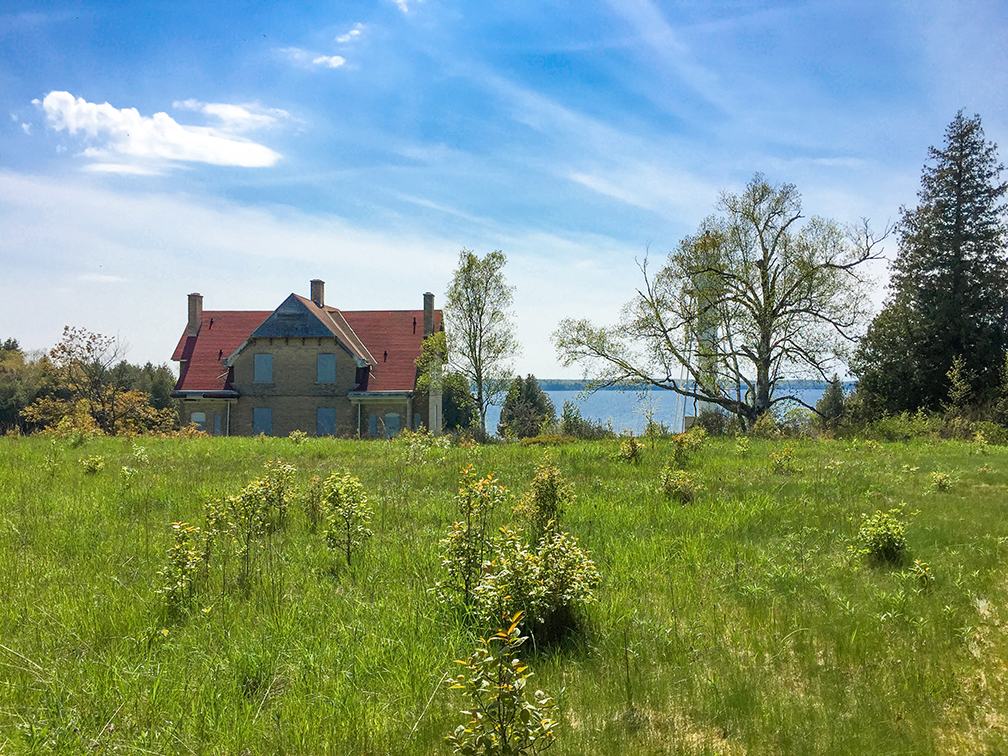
[[444, 249, 520, 436], [553, 174, 887, 428]]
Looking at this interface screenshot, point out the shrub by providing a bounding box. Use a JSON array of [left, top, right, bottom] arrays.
[[618, 435, 642, 465], [437, 467, 508, 607], [751, 412, 778, 439], [696, 408, 728, 436], [446, 613, 558, 756], [660, 466, 696, 504], [288, 429, 308, 444], [670, 426, 706, 467], [323, 472, 373, 568], [560, 400, 614, 440], [856, 508, 908, 565], [158, 522, 203, 609], [264, 459, 297, 529], [770, 444, 797, 474], [476, 527, 599, 643], [931, 470, 952, 492], [734, 436, 751, 456], [301, 475, 326, 531], [513, 463, 574, 537], [816, 374, 846, 430], [80, 454, 105, 474]]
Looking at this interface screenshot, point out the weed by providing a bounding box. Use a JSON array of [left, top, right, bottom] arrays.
[[670, 426, 706, 467], [751, 412, 778, 439], [910, 559, 935, 592], [263, 459, 297, 528], [618, 435, 642, 465], [446, 613, 558, 756], [301, 474, 326, 531], [855, 508, 909, 565], [931, 470, 953, 492], [770, 444, 797, 474], [80, 454, 105, 474], [513, 463, 574, 537], [659, 466, 696, 504], [158, 522, 203, 609], [288, 429, 308, 444], [734, 435, 751, 456]]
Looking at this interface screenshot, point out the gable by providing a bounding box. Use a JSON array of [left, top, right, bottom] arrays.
[[250, 294, 338, 339]]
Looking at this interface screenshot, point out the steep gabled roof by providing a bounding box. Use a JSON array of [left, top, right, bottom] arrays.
[[225, 294, 375, 367], [343, 309, 442, 392], [172, 310, 271, 393]]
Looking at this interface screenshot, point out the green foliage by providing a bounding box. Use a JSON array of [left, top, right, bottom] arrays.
[[854, 112, 1008, 414], [322, 471, 373, 567], [499, 375, 555, 440], [751, 412, 778, 439], [816, 374, 846, 430], [158, 522, 203, 609], [288, 429, 308, 444], [445, 248, 520, 436], [910, 558, 935, 592], [944, 356, 973, 414], [476, 527, 599, 643], [437, 466, 508, 607], [855, 508, 908, 565], [931, 470, 952, 492], [446, 614, 558, 756], [695, 408, 727, 436], [301, 474, 326, 531], [444, 370, 478, 431], [734, 435, 751, 456], [770, 444, 797, 474], [264, 458, 297, 528], [80, 454, 105, 474], [617, 435, 642, 465], [670, 426, 706, 467], [559, 400, 614, 440], [659, 466, 696, 504], [513, 463, 574, 538]]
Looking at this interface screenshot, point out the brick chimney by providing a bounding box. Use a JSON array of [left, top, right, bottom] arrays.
[[187, 293, 203, 337], [423, 292, 434, 338], [311, 279, 325, 308]]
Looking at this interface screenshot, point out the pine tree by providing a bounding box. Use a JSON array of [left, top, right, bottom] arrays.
[[498, 374, 555, 439], [854, 112, 1008, 413]]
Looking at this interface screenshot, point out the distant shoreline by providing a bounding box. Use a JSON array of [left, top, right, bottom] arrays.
[[537, 378, 855, 393]]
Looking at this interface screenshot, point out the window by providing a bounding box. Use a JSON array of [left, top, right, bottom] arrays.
[[317, 407, 336, 436], [213, 414, 222, 436], [253, 407, 272, 436], [384, 412, 401, 439], [317, 353, 336, 383], [369, 413, 377, 438], [190, 411, 206, 431], [253, 353, 273, 383]]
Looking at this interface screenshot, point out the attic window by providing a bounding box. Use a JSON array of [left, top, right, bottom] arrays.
[[317, 353, 336, 383], [254, 353, 273, 383]]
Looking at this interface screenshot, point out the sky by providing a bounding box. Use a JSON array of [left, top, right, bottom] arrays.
[[1, 0, 1006, 378]]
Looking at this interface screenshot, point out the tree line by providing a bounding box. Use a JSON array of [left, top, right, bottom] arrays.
[[0, 327, 178, 435]]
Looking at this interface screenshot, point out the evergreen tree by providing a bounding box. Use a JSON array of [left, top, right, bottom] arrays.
[[815, 374, 846, 430], [498, 374, 555, 439], [442, 371, 477, 431], [854, 112, 1008, 412]]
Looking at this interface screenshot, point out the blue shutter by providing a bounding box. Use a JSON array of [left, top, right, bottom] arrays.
[[253, 407, 273, 436], [317, 407, 337, 436]]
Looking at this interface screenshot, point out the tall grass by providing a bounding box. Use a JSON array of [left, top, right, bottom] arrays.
[[0, 434, 1006, 754]]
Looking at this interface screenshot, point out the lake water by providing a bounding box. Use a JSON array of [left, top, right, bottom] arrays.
[[483, 382, 854, 436]]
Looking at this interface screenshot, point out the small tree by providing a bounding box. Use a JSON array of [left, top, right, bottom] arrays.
[[323, 472, 373, 568], [445, 249, 521, 437], [816, 374, 846, 430], [498, 375, 555, 439], [447, 613, 558, 756], [443, 371, 478, 431]]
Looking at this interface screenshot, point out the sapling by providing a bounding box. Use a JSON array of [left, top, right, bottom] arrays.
[[323, 471, 373, 568]]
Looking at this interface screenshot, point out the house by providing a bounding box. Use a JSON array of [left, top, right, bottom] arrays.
[[170, 279, 443, 437]]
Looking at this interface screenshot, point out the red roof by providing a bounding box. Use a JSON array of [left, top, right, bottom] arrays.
[[172, 304, 442, 394], [172, 310, 271, 392]]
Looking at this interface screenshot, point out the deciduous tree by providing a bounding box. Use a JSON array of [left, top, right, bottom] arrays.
[[444, 249, 520, 436], [554, 174, 884, 428]]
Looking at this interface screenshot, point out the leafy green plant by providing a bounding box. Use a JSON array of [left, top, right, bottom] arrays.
[[618, 435, 642, 465], [513, 463, 573, 537], [670, 426, 706, 467], [751, 412, 778, 439], [158, 521, 203, 609], [79, 454, 105, 474], [437, 466, 508, 607], [931, 470, 952, 492], [770, 443, 797, 474], [263, 458, 297, 528], [734, 435, 751, 456], [855, 508, 908, 565], [475, 526, 600, 642], [660, 466, 696, 504], [910, 559, 935, 592], [288, 429, 308, 444], [446, 613, 558, 756], [322, 471, 373, 568], [301, 474, 326, 531]]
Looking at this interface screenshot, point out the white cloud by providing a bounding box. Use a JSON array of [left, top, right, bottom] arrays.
[[336, 23, 364, 43], [21, 123, 30, 134], [393, 0, 413, 13], [40, 91, 281, 168], [312, 55, 346, 68], [280, 47, 346, 69], [82, 162, 162, 176], [172, 99, 288, 132]]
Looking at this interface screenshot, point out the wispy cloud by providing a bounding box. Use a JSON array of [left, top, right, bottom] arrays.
[[336, 23, 365, 44], [40, 91, 282, 169], [172, 100, 289, 132], [280, 46, 346, 69], [392, 0, 416, 13]]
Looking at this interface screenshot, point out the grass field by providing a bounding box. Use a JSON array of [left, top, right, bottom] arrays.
[[1, 433, 1006, 754]]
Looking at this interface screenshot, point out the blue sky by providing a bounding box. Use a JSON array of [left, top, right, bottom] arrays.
[[1, 0, 1006, 377]]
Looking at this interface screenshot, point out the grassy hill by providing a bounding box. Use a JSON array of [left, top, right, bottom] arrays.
[[1, 433, 1006, 754]]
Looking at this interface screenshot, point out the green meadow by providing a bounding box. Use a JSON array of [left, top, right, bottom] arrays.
[[1, 433, 1006, 755]]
